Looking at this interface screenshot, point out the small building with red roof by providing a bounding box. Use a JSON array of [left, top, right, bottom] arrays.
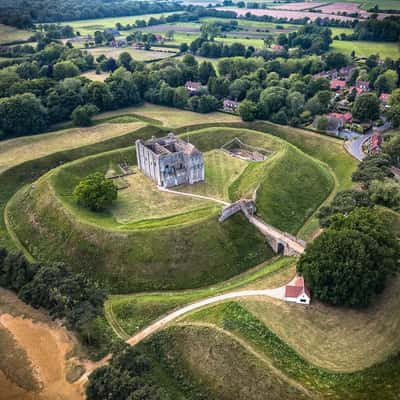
[[284, 276, 311, 305], [328, 112, 352, 124], [379, 93, 391, 105], [368, 129, 383, 155], [355, 80, 370, 93], [330, 79, 346, 91]]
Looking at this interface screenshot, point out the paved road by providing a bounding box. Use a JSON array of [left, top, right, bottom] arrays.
[[345, 133, 372, 161]]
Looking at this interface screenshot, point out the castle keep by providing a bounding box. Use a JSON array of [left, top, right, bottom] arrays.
[[136, 133, 205, 188]]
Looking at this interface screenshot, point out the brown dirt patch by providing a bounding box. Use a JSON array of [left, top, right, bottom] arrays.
[[0, 289, 86, 400]]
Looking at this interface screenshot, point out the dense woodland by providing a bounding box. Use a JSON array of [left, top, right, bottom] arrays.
[[0, 0, 183, 28]]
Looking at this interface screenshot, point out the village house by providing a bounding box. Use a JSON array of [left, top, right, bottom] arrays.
[[339, 65, 356, 81], [367, 130, 383, 155], [324, 112, 352, 136], [330, 79, 346, 91], [184, 81, 204, 94], [112, 37, 127, 47], [380, 93, 391, 106], [355, 80, 370, 93], [136, 133, 205, 188], [271, 44, 284, 51], [223, 99, 240, 114], [313, 69, 338, 80], [284, 277, 311, 305]]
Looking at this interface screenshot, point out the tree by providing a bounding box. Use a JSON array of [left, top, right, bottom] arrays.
[[383, 135, 400, 166], [53, 61, 80, 80], [352, 154, 394, 185], [74, 172, 118, 211], [315, 115, 329, 132], [352, 93, 380, 122], [298, 208, 400, 307], [88, 81, 113, 111], [173, 87, 189, 109], [369, 178, 400, 209], [318, 190, 372, 227], [259, 86, 288, 119], [0, 93, 48, 136], [16, 62, 39, 80], [198, 61, 216, 85], [179, 42, 189, 53], [118, 52, 133, 70], [71, 104, 99, 126], [239, 100, 257, 122], [197, 95, 219, 113]]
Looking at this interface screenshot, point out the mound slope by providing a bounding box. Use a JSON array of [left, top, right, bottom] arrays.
[[6, 128, 333, 293]]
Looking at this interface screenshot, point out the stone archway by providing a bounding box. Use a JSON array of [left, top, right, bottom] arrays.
[[277, 242, 285, 255]]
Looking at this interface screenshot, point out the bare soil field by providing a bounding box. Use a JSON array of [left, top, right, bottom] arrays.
[[270, 2, 324, 11], [80, 70, 109, 81], [0, 121, 145, 173], [217, 7, 357, 21], [315, 2, 397, 19], [87, 47, 175, 61], [0, 289, 84, 400]]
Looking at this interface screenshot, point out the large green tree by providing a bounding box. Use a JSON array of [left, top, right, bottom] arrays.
[[352, 93, 380, 122], [298, 208, 400, 307], [0, 93, 48, 136], [74, 172, 118, 211]]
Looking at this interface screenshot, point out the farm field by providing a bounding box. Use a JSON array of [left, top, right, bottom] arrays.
[[270, 2, 325, 10], [331, 40, 400, 58], [87, 46, 177, 61], [0, 24, 32, 45], [216, 7, 357, 21], [60, 12, 184, 35], [80, 70, 109, 81], [320, 0, 400, 11]]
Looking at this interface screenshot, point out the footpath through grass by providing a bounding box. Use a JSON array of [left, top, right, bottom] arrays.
[[106, 257, 294, 338]]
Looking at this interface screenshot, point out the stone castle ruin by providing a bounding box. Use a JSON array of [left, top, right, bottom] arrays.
[[136, 133, 205, 188], [221, 138, 271, 162]]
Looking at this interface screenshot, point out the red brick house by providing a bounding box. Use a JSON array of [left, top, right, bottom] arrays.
[[330, 79, 346, 91]]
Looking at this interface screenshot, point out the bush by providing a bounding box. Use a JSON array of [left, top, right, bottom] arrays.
[[71, 104, 99, 126], [74, 172, 118, 211]]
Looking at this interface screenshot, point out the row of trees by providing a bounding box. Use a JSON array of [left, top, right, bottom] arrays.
[[0, 248, 106, 344]]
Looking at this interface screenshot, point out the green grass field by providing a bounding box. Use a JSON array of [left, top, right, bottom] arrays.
[[331, 40, 400, 59], [0, 24, 32, 45], [60, 12, 184, 35]]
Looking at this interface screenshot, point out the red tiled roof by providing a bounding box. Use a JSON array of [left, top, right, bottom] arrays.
[[330, 80, 346, 90], [285, 277, 310, 299], [328, 112, 352, 122], [380, 93, 391, 103]]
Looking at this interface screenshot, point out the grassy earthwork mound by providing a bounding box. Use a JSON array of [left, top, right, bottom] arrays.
[[6, 127, 333, 293]]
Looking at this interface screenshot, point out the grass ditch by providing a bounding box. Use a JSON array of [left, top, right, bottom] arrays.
[[183, 302, 400, 400]]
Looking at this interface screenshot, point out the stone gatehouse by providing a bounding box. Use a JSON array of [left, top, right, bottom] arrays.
[[135, 133, 205, 188]]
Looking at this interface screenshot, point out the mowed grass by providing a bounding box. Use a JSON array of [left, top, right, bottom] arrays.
[[94, 103, 241, 128], [176, 149, 249, 202], [141, 325, 308, 400], [112, 168, 215, 224], [332, 40, 400, 58], [0, 24, 32, 44], [6, 125, 331, 292], [107, 257, 294, 338], [0, 121, 145, 174], [87, 47, 176, 61], [183, 300, 400, 400]]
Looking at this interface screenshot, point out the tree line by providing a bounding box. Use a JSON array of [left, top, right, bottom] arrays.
[[0, 0, 183, 28], [0, 247, 106, 346]]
